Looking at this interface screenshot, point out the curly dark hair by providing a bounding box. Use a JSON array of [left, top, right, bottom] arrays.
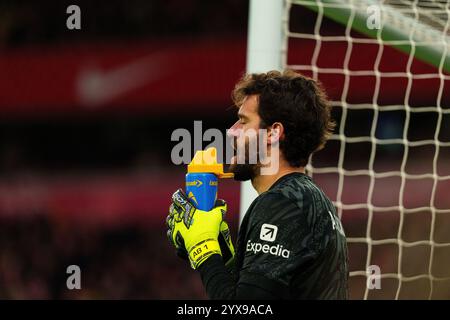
[[232, 70, 335, 167]]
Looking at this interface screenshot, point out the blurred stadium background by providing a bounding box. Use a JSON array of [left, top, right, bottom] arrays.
[[0, 0, 449, 299]]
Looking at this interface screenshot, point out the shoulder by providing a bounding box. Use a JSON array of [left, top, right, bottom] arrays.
[[269, 174, 319, 209], [251, 190, 296, 214], [248, 188, 309, 225], [248, 174, 332, 226]]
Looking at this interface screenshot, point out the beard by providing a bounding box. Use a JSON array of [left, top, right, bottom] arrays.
[[228, 136, 260, 181], [228, 162, 257, 181]]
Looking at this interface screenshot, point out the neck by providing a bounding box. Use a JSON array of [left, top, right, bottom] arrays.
[[251, 161, 305, 194]]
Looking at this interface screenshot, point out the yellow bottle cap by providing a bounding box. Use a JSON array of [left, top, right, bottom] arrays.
[[187, 147, 234, 178]]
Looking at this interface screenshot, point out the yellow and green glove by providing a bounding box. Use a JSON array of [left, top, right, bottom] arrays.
[[166, 189, 235, 269]]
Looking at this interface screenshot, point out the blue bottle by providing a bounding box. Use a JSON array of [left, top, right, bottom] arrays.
[[186, 173, 218, 211], [185, 147, 233, 211]]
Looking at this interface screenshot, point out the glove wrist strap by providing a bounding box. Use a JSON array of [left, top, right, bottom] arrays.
[[188, 239, 221, 269]]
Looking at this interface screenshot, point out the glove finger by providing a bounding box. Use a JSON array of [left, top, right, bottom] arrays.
[[172, 189, 196, 227], [172, 189, 191, 208], [220, 221, 231, 241], [169, 203, 183, 223], [167, 228, 174, 245], [214, 199, 227, 219], [168, 230, 188, 261], [168, 203, 175, 216], [175, 231, 185, 248], [220, 219, 229, 231], [218, 229, 233, 266], [166, 213, 173, 229], [214, 199, 226, 207]]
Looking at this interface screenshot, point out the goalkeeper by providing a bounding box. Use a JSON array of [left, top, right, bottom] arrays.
[[166, 70, 349, 299]]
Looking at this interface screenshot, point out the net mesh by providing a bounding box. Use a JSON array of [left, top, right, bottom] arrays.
[[285, 0, 450, 299]]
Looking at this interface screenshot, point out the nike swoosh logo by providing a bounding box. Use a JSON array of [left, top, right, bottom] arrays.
[[76, 52, 167, 107]]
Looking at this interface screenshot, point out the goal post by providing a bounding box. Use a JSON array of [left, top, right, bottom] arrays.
[[240, 0, 286, 223]]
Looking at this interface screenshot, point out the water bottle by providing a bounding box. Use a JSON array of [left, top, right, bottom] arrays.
[[185, 147, 233, 211]]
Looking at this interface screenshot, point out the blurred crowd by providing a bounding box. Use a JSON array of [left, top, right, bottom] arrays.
[[0, 0, 247, 48], [0, 0, 243, 298], [0, 215, 207, 299]]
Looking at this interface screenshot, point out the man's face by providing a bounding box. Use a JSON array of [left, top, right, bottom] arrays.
[[227, 95, 262, 181]]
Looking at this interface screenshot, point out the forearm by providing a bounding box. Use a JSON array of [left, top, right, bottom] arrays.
[[198, 254, 236, 299], [198, 255, 286, 300]]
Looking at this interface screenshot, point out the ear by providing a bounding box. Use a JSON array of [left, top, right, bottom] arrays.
[[268, 122, 284, 145]]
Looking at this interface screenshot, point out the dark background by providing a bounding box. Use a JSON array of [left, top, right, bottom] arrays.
[[0, 0, 448, 299]]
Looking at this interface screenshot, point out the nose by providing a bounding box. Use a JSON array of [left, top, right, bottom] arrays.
[[227, 120, 241, 138]]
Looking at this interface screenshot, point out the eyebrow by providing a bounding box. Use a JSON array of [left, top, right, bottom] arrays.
[[238, 112, 250, 120]]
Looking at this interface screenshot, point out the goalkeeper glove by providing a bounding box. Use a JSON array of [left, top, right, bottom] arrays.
[[217, 217, 235, 269], [166, 189, 235, 269], [167, 216, 235, 269]]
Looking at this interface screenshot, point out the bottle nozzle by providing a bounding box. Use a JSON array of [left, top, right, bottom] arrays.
[[187, 147, 234, 179]]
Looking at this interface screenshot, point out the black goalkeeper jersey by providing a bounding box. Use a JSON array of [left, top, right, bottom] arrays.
[[198, 172, 349, 299]]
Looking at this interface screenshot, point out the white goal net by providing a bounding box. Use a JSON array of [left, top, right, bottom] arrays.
[[285, 0, 450, 299]]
